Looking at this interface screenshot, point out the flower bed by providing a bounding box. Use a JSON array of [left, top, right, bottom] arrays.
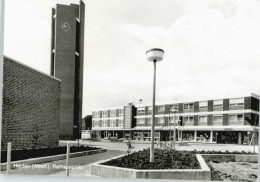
[[196, 150, 255, 155], [1, 146, 99, 163], [102, 148, 200, 169]]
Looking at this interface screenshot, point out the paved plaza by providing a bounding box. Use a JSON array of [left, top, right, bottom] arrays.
[[3, 141, 258, 177], [60, 140, 259, 153]]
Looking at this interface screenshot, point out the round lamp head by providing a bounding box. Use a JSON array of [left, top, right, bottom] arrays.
[[146, 48, 164, 62]]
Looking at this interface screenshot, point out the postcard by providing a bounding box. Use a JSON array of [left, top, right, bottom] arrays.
[[0, 0, 259, 181]]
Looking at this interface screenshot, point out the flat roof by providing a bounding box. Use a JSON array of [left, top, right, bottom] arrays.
[[135, 93, 260, 108], [92, 93, 260, 111]]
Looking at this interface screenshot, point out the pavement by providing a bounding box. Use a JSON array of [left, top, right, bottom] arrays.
[[2, 150, 125, 177], [2, 141, 258, 177], [60, 140, 259, 153]]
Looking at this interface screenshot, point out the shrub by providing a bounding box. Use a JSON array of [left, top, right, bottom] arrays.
[[1, 145, 99, 163], [102, 148, 200, 169]]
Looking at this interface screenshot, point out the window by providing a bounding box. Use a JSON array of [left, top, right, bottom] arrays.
[[184, 103, 194, 110], [102, 111, 108, 117], [137, 118, 145, 124], [158, 106, 165, 112], [199, 116, 207, 122], [110, 110, 116, 117], [169, 116, 178, 123], [102, 120, 108, 127], [169, 104, 178, 112], [96, 111, 100, 118], [213, 115, 223, 122], [184, 116, 194, 123], [229, 114, 243, 122], [94, 120, 99, 127], [199, 101, 208, 109], [147, 118, 151, 125], [214, 100, 223, 108], [118, 119, 123, 127], [110, 119, 116, 127], [93, 111, 100, 118], [137, 107, 145, 114], [148, 107, 152, 115], [229, 98, 244, 107], [158, 118, 164, 124], [119, 109, 124, 116]]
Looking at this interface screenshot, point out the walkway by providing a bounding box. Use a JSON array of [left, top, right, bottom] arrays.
[[3, 150, 125, 176]]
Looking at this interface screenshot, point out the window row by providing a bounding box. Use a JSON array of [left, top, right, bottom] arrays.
[[137, 104, 179, 114], [93, 109, 124, 118], [183, 114, 244, 123], [136, 116, 179, 125], [136, 98, 244, 114], [136, 114, 244, 125], [93, 120, 124, 127]]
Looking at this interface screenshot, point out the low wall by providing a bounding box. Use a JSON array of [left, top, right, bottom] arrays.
[[90, 154, 211, 180], [201, 154, 258, 163], [1, 149, 107, 171]]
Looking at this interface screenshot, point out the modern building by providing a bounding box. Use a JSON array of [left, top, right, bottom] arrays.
[[91, 93, 259, 145], [50, 1, 85, 139], [92, 104, 136, 140], [1, 56, 61, 150]]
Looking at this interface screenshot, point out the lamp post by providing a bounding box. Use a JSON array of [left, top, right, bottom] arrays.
[[172, 108, 177, 150], [146, 48, 164, 163]]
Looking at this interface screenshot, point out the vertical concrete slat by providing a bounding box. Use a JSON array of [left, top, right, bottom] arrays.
[[50, 8, 55, 76], [66, 143, 70, 176], [77, 0, 85, 139], [7, 142, 11, 174]]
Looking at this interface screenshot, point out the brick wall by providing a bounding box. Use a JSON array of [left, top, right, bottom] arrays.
[[1, 57, 61, 150]]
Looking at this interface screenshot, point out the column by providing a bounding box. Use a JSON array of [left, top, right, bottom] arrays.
[[238, 131, 242, 145], [194, 130, 197, 142], [178, 130, 180, 141], [210, 130, 213, 143]]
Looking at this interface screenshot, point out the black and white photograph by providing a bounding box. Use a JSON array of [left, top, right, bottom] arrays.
[[0, 0, 260, 181]]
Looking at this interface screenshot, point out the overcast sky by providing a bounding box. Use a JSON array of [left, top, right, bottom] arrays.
[[3, 0, 260, 116]]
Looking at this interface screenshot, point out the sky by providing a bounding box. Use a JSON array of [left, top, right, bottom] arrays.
[[3, 0, 260, 116]]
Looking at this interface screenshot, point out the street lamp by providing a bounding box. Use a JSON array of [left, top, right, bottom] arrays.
[[172, 107, 178, 150], [146, 48, 164, 163]]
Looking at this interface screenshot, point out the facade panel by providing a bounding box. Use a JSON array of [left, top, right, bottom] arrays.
[[194, 101, 199, 112], [223, 99, 229, 111], [208, 100, 213, 112], [194, 115, 198, 126], [223, 114, 229, 125], [251, 96, 259, 111], [2, 57, 60, 150], [207, 115, 213, 126]]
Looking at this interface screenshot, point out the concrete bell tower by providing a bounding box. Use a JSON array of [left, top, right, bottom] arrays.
[[50, 0, 85, 140]]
